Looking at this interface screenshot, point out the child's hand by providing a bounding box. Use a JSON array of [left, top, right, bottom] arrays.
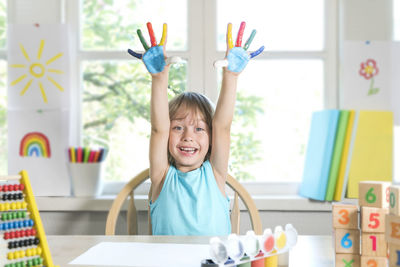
[[215, 22, 265, 73], [128, 23, 180, 74]]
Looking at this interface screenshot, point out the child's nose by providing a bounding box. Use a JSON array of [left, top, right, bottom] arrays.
[[182, 129, 193, 141]]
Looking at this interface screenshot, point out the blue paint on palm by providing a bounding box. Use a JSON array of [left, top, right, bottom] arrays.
[[143, 46, 166, 74], [227, 47, 250, 73]]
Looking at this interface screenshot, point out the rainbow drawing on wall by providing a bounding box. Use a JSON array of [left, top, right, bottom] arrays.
[[19, 132, 51, 158]]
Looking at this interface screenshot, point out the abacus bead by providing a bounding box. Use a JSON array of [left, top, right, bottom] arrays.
[[8, 185, 13, 191], [37, 246, 42, 255], [19, 184, 24, 191], [38, 257, 43, 264], [31, 228, 36, 235], [11, 202, 17, 210], [22, 202, 27, 209], [26, 249, 32, 257], [7, 252, 14, 260], [16, 202, 22, 209], [5, 202, 10, 210], [13, 184, 18, 191], [34, 238, 39, 245]]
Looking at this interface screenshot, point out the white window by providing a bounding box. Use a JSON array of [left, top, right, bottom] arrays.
[[395, 0, 400, 41], [74, 0, 336, 195]]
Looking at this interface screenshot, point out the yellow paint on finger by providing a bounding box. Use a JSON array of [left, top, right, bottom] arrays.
[[159, 23, 167, 46], [227, 23, 233, 49]]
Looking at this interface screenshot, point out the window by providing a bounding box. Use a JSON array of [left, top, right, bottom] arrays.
[[215, 0, 328, 182], [395, 0, 400, 41], [80, 0, 188, 181], [0, 1, 7, 175], [76, 0, 333, 188]]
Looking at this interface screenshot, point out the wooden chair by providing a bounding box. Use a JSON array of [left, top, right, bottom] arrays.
[[105, 168, 262, 235]]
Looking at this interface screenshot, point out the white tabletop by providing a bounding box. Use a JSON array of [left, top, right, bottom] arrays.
[[46, 235, 334, 267]]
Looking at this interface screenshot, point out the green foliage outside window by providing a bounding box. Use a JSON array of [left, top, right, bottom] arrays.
[[82, 0, 264, 181], [0, 1, 6, 48]]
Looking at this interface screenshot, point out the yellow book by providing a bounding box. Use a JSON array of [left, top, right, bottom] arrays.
[[333, 110, 355, 201], [346, 111, 393, 198]]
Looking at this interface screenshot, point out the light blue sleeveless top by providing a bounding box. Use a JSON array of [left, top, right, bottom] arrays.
[[150, 160, 231, 236]]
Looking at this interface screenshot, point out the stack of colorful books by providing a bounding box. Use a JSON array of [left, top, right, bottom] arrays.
[[299, 110, 393, 201]]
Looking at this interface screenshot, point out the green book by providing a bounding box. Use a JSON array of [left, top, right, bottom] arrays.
[[325, 110, 350, 201]]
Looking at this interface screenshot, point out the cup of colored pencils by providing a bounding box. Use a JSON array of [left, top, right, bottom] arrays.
[[67, 147, 108, 197]]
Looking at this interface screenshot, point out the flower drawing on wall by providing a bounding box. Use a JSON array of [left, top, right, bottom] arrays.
[[359, 59, 379, 95]]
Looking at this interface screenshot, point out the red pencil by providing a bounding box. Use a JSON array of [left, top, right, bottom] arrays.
[[77, 147, 83, 163], [88, 150, 96, 163]]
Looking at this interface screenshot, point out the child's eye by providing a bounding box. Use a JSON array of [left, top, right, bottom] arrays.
[[196, 127, 204, 132], [173, 126, 183, 130]]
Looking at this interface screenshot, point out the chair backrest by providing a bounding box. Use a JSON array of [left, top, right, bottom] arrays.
[[105, 168, 262, 235]]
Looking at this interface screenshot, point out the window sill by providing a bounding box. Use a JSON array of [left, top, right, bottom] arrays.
[[35, 195, 358, 212]]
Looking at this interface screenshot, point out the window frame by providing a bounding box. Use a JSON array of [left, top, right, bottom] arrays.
[[1, 0, 338, 195], [66, 0, 338, 196]]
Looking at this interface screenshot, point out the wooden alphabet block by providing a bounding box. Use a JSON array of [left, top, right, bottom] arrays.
[[359, 181, 391, 208], [361, 206, 388, 233], [336, 254, 360, 267], [361, 233, 387, 257], [333, 204, 359, 229], [335, 228, 360, 254], [389, 243, 400, 267], [390, 185, 400, 216], [360, 256, 387, 267], [385, 214, 400, 245]]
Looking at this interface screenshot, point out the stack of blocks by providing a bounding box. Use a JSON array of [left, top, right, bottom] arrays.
[[333, 181, 391, 267], [359, 181, 390, 266], [386, 185, 400, 266]]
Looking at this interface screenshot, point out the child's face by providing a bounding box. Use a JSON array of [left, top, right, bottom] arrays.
[[169, 106, 210, 172]]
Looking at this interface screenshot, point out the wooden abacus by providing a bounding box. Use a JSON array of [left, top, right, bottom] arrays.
[[0, 170, 58, 267]]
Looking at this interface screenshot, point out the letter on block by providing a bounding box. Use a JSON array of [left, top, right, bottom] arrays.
[[335, 229, 360, 254], [335, 254, 360, 267], [359, 181, 391, 208], [389, 243, 400, 267], [390, 185, 400, 216], [385, 214, 400, 245], [333, 204, 359, 229], [360, 256, 387, 267], [361, 233, 387, 257], [361, 206, 388, 233]]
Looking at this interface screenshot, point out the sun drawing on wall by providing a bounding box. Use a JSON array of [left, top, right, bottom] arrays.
[[10, 40, 64, 103]]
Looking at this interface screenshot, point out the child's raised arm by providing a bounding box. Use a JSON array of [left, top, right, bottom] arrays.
[[211, 22, 264, 190], [128, 23, 171, 193]]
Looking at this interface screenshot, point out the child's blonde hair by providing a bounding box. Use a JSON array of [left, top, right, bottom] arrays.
[[168, 92, 215, 166]]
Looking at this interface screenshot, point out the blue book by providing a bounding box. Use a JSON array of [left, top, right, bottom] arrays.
[[299, 110, 340, 201]]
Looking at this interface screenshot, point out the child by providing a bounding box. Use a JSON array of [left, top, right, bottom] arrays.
[[128, 22, 264, 235]]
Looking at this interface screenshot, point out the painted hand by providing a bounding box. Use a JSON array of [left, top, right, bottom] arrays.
[[214, 22, 264, 73], [128, 23, 180, 74]]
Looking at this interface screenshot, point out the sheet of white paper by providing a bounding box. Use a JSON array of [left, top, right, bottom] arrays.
[[69, 242, 210, 267], [340, 41, 392, 110], [7, 24, 70, 109], [8, 109, 71, 196]]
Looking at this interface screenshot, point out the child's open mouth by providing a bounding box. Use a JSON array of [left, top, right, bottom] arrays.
[[179, 147, 198, 154]]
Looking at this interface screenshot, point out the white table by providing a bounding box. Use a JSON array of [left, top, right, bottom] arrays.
[[46, 235, 334, 267]]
